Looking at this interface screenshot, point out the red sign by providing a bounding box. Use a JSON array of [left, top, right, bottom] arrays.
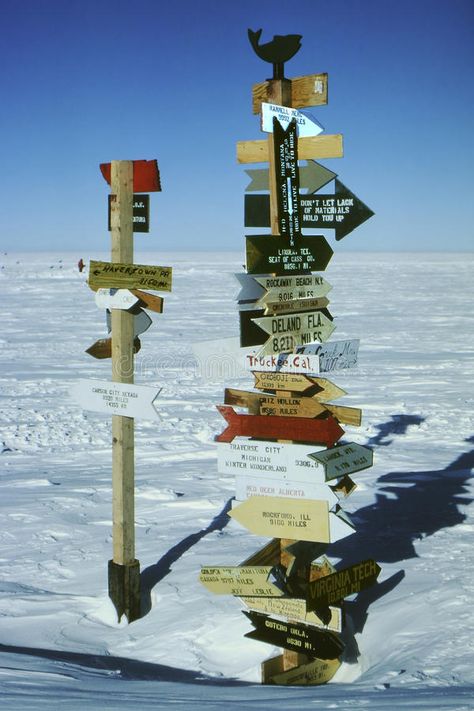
[[215, 405, 344, 445], [100, 159, 161, 192]]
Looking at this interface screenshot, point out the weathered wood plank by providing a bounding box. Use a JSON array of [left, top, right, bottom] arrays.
[[237, 134, 343, 164], [252, 73, 328, 114]]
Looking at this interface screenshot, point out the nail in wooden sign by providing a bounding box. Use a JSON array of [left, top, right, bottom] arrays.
[[261, 103, 323, 137], [306, 559, 381, 610], [252, 372, 347, 400], [245, 160, 337, 194], [252, 73, 328, 113], [100, 159, 161, 192], [253, 310, 336, 356], [309, 442, 373, 479], [70, 379, 160, 420], [237, 134, 343, 164], [108, 194, 150, 233], [240, 595, 342, 633], [215, 405, 344, 446], [297, 339, 359, 372], [217, 440, 327, 482], [243, 610, 344, 660], [88, 260, 172, 292], [199, 566, 282, 597], [95, 288, 140, 311], [246, 234, 333, 276], [244, 352, 320, 375]]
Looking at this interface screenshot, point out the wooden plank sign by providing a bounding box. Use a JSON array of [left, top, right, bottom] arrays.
[[262, 655, 341, 686], [88, 260, 172, 292], [100, 159, 161, 192], [252, 73, 328, 114], [246, 234, 333, 276], [95, 289, 140, 311], [217, 440, 327, 482], [273, 118, 301, 245], [262, 296, 329, 316], [86, 336, 141, 360], [70, 379, 160, 420], [215, 405, 344, 446], [241, 596, 342, 633], [243, 610, 344, 660], [261, 103, 323, 137], [252, 310, 335, 356], [309, 442, 373, 479], [252, 372, 347, 400], [244, 353, 320, 375], [306, 559, 381, 610], [199, 566, 282, 597], [257, 274, 332, 303], [297, 339, 359, 372], [245, 160, 336, 194], [234, 473, 340, 508], [237, 134, 343, 164]]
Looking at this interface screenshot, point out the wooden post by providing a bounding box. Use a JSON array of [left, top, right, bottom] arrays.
[[107, 160, 141, 622]]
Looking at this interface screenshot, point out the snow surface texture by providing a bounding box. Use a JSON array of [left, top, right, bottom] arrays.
[[0, 251, 473, 710]]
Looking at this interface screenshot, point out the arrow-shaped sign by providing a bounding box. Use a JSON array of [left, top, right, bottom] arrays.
[[100, 159, 161, 192], [199, 566, 282, 597], [261, 103, 323, 137], [246, 234, 333, 276], [252, 372, 347, 400], [262, 295, 329, 316], [131, 289, 164, 313], [215, 405, 344, 446], [236, 272, 332, 304], [235, 472, 340, 509], [273, 118, 301, 245], [297, 339, 359, 372], [70, 379, 160, 420], [246, 180, 374, 240], [106, 307, 152, 337], [95, 288, 140, 311], [263, 655, 341, 686], [306, 559, 381, 610], [252, 309, 335, 356], [309, 442, 373, 479], [241, 595, 342, 633], [245, 160, 337, 194], [243, 610, 344, 660], [217, 441, 327, 482], [86, 336, 141, 360], [244, 352, 320, 375]]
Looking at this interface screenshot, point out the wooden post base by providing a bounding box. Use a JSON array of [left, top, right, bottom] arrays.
[[108, 559, 141, 623]]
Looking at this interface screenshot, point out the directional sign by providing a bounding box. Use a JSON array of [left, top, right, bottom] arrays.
[[86, 336, 141, 360], [95, 288, 139, 311], [244, 352, 320, 375], [217, 440, 327, 482], [237, 134, 343, 164], [262, 655, 341, 686], [252, 73, 328, 114], [309, 442, 373, 479], [236, 273, 331, 304], [100, 159, 161, 192], [273, 118, 301, 245], [297, 339, 359, 372], [246, 234, 333, 276], [245, 160, 337, 194], [235, 472, 340, 508], [199, 566, 282, 597], [262, 295, 329, 316], [132, 289, 164, 313], [252, 372, 347, 400], [240, 596, 342, 633], [306, 559, 381, 610], [106, 307, 152, 337], [253, 310, 335, 356], [215, 405, 344, 446], [70, 379, 160, 420], [88, 260, 172, 292], [243, 610, 344, 659], [108, 194, 150, 233], [261, 103, 323, 137]]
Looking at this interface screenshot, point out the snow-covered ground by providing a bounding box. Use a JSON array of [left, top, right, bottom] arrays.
[[0, 250, 473, 710]]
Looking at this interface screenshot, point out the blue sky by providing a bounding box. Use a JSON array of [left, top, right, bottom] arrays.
[[1, 0, 472, 252]]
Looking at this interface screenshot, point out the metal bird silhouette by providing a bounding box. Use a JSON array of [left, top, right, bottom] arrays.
[[248, 28, 302, 79]]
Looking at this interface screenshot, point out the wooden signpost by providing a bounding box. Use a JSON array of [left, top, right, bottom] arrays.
[[72, 159, 171, 623], [200, 29, 380, 686]]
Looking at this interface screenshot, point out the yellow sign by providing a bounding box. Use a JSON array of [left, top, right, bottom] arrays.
[[241, 596, 342, 633], [88, 260, 172, 292], [263, 655, 341, 686], [199, 566, 282, 597]]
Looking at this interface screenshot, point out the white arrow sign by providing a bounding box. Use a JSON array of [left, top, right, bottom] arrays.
[[235, 473, 340, 508], [106, 307, 152, 337], [243, 352, 320, 374], [70, 379, 160, 420], [94, 288, 139, 311], [296, 339, 359, 372], [261, 102, 324, 137], [217, 440, 330, 482]]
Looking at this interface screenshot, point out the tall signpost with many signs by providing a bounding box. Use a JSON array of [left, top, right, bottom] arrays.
[[72, 159, 172, 622], [200, 31, 379, 685]]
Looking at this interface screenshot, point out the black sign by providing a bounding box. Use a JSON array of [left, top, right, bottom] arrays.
[[246, 234, 333, 275], [108, 194, 150, 233], [239, 308, 266, 348], [243, 610, 344, 660], [306, 559, 381, 611], [273, 118, 301, 245], [245, 180, 374, 240]]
